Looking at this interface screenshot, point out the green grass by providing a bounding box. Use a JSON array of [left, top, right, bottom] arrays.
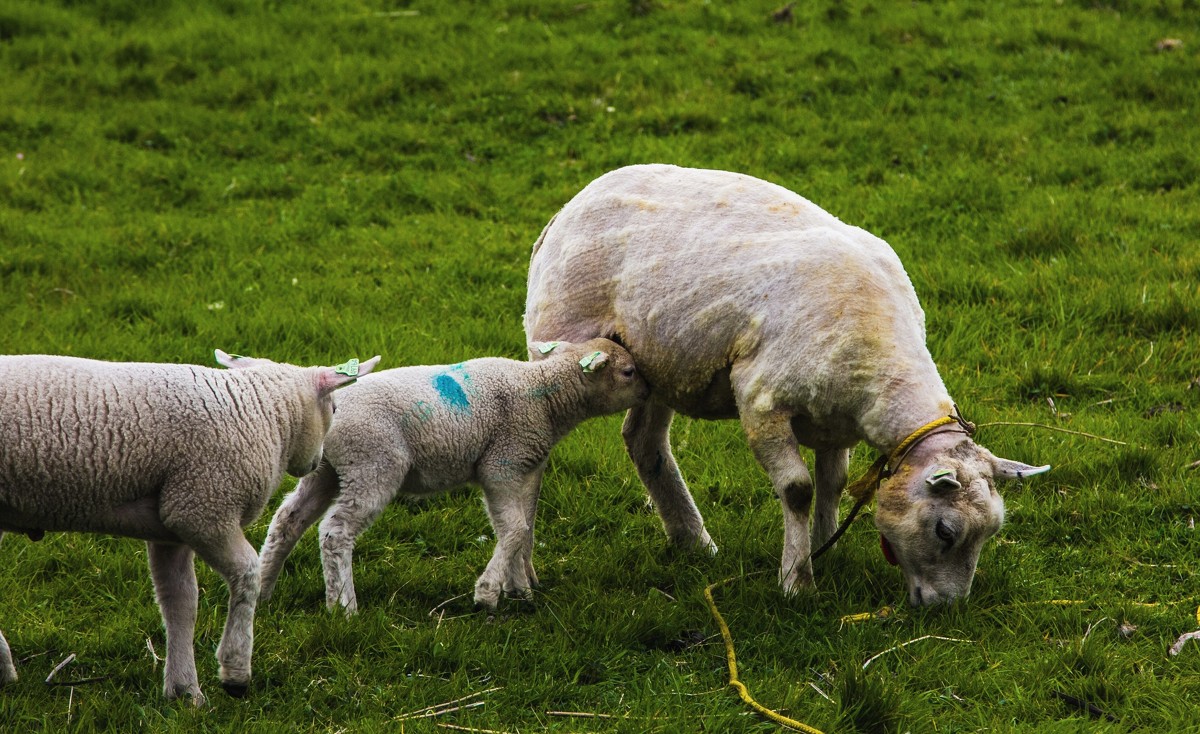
[[1, 0, 1198, 731]]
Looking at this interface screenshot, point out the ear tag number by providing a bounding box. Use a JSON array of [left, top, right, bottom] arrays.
[[335, 358, 360, 377]]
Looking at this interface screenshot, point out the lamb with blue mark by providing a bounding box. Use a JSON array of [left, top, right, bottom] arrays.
[[258, 338, 649, 613]]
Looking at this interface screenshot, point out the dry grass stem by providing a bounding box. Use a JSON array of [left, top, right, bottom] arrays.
[[546, 710, 621, 719], [395, 687, 502, 721], [862, 635, 974, 670], [976, 422, 1128, 446], [45, 653, 76, 684], [1169, 631, 1200, 657], [436, 724, 512, 734], [1082, 617, 1110, 643]]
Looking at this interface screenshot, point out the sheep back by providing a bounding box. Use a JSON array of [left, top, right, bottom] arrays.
[[525, 163, 944, 432], [0, 355, 302, 538]]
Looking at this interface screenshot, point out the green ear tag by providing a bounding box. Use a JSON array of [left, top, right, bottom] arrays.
[[930, 469, 954, 480], [578, 350, 604, 373], [538, 341, 561, 354], [334, 358, 360, 377]]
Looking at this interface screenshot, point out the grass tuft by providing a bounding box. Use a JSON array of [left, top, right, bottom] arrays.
[[836, 666, 906, 734]]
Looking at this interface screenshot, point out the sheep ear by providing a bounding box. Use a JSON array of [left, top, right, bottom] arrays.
[[992, 457, 1051, 481], [529, 341, 564, 361], [925, 467, 962, 493], [317, 355, 381, 396], [215, 349, 260, 369], [578, 350, 609, 373]]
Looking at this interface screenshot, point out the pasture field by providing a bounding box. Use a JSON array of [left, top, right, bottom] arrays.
[[1, 0, 1198, 731]]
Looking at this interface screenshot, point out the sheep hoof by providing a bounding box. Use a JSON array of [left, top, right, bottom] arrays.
[[221, 681, 249, 698], [165, 682, 206, 706], [473, 584, 501, 611], [780, 572, 816, 598]]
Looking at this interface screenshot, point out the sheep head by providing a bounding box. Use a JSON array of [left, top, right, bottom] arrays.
[[529, 338, 651, 415], [873, 436, 1048, 607]]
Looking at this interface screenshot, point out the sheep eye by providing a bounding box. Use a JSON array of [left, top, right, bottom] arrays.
[[935, 519, 955, 548], [621, 366, 636, 378]]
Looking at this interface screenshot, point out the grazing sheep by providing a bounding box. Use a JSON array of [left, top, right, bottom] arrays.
[[258, 338, 649, 613], [524, 164, 1049, 606], [0, 350, 379, 703]]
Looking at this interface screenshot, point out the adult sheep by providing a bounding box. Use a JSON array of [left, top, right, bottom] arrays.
[[0, 350, 378, 703], [524, 164, 1048, 606]]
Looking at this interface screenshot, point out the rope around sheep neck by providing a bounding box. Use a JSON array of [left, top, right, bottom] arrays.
[[810, 413, 971, 560]]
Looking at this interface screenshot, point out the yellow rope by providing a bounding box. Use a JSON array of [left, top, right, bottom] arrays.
[[703, 577, 826, 734], [843, 415, 960, 503], [702, 415, 967, 730], [894, 415, 959, 457]]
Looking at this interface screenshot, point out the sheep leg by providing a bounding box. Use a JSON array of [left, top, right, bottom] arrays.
[[259, 465, 340, 601], [740, 409, 816, 594], [621, 401, 716, 553], [0, 627, 13, 685], [190, 532, 260, 697], [812, 448, 850, 552], [317, 465, 403, 615], [147, 541, 204, 705], [474, 470, 542, 609], [0, 531, 14, 685]]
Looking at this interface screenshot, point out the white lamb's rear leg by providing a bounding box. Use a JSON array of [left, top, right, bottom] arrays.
[[317, 461, 406, 615], [812, 448, 850, 552], [739, 408, 815, 594], [191, 532, 261, 698], [622, 400, 716, 553], [259, 465, 340, 601], [148, 541, 203, 705]]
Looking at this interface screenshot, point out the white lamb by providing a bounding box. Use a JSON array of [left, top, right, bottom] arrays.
[[0, 350, 378, 703], [258, 338, 649, 614], [524, 164, 1049, 606]]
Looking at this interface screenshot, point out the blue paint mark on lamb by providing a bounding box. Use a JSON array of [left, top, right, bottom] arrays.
[[433, 372, 470, 413]]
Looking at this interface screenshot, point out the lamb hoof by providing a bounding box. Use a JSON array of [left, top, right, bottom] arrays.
[[222, 681, 249, 699]]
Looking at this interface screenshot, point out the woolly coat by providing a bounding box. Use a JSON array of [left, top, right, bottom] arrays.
[[0, 355, 328, 541], [524, 163, 955, 453]]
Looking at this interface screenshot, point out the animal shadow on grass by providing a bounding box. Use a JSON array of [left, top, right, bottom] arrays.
[[836, 665, 907, 734]]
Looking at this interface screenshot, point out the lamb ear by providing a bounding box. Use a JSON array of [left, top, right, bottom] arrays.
[[317, 355, 381, 396], [529, 341, 564, 361], [578, 350, 609, 373], [925, 467, 962, 493], [215, 349, 261, 369], [992, 457, 1051, 481]]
